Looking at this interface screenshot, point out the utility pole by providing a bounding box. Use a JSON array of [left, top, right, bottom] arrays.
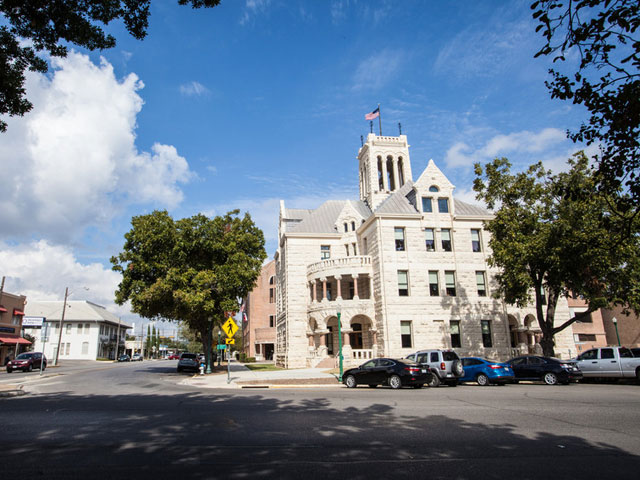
[[53, 287, 69, 366], [114, 317, 121, 361]]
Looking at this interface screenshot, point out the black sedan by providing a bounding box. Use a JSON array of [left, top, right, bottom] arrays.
[[342, 358, 433, 389], [505, 355, 582, 385]]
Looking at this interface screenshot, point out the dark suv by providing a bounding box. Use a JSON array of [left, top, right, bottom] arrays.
[[6, 352, 47, 373]]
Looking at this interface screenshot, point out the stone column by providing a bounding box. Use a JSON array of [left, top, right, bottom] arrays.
[[311, 280, 317, 303], [382, 158, 388, 191], [352, 274, 359, 300], [368, 276, 373, 300], [321, 277, 327, 302], [372, 330, 378, 357], [335, 275, 342, 300], [342, 329, 353, 360]]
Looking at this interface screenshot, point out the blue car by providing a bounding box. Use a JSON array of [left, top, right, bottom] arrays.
[[460, 357, 515, 386]]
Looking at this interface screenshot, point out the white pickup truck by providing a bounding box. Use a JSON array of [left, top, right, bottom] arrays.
[[574, 347, 640, 381]]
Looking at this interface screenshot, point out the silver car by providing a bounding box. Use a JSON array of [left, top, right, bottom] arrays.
[[177, 353, 200, 373], [406, 349, 464, 387]]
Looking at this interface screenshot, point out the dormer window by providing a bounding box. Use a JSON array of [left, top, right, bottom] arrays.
[[351, 221, 356, 231], [429, 186, 439, 192], [344, 223, 348, 232]]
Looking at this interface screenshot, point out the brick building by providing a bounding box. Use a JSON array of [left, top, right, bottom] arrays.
[[242, 260, 276, 360], [0, 288, 30, 364]]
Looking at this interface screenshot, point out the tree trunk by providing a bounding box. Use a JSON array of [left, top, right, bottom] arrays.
[[539, 288, 560, 358]]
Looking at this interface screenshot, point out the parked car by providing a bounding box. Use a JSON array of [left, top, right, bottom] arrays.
[[460, 357, 515, 386], [117, 354, 131, 362], [505, 355, 582, 385], [168, 354, 180, 360], [574, 347, 640, 381], [343, 358, 433, 389], [631, 347, 640, 358], [406, 349, 464, 387], [6, 352, 47, 373], [131, 353, 143, 361], [177, 353, 200, 373]]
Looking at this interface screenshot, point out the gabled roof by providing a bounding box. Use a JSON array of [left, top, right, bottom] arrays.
[[24, 301, 130, 327], [287, 200, 371, 234], [454, 199, 490, 217], [374, 181, 420, 215]]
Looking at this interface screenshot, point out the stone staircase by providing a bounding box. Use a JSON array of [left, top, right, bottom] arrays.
[[313, 356, 336, 369]]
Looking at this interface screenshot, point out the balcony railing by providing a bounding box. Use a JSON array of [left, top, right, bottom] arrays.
[[351, 349, 373, 361], [307, 255, 372, 277]]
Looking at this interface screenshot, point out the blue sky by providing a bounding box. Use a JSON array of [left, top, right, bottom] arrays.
[[0, 1, 592, 327]]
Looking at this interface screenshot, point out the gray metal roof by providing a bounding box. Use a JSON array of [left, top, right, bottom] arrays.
[[25, 301, 130, 327], [454, 199, 490, 217], [374, 181, 419, 215], [287, 200, 371, 234]]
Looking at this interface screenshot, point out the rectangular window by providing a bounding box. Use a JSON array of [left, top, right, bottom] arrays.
[[394, 227, 405, 251], [66, 324, 71, 334], [424, 228, 435, 251], [438, 198, 449, 213], [78, 324, 83, 334], [476, 271, 487, 297], [421, 197, 433, 213], [471, 229, 481, 252], [445, 271, 456, 296], [400, 321, 412, 348], [352, 243, 357, 255], [345, 244, 349, 256], [429, 271, 439, 296], [320, 245, 330, 260], [84, 323, 90, 333], [65, 343, 71, 355], [450, 321, 461, 348], [269, 287, 274, 303], [269, 315, 275, 328], [397, 270, 409, 296], [441, 229, 452, 251], [577, 334, 596, 342], [82, 342, 89, 355], [481, 320, 493, 347]]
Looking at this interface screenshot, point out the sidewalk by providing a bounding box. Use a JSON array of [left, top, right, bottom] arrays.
[[0, 384, 25, 398], [180, 362, 343, 389]]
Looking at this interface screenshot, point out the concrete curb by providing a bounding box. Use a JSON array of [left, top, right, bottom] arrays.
[[0, 385, 26, 398]]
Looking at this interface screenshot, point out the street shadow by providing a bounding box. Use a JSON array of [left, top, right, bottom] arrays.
[[0, 389, 637, 479]]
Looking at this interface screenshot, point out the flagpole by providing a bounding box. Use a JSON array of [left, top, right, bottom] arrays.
[[378, 103, 382, 136]]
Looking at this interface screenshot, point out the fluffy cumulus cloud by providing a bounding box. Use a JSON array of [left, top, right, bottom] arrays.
[[0, 52, 192, 243], [445, 127, 575, 170], [0, 240, 129, 317]]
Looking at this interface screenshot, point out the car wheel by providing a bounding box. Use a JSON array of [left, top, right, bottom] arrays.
[[177, 367, 182, 373], [476, 373, 490, 386], [368, 384, 378, 388], [42, 364, 46, 371], [427, 374, 441, 388], [345, 375, 357, 388], [543, 372, 558, 385], [452, 359, 464, 377], [636, 367, 640, 385], [6, 368, 11, 373], [27, 364, 33, 372], [388, 374, 402, 389]]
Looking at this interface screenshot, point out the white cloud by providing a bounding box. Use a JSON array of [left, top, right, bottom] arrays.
[[352, 48, 405, 91], [0, 52, 193, 243], [0, 240, 130, 317], [179, 81, 210, 97], [240, 0, 271, 25], [445, 127, 571, 170]]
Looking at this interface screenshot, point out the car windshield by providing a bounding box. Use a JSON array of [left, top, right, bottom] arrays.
[[443, 352, 459, 361], [181, 354, 197, 359], [16, 353, 33, 359]]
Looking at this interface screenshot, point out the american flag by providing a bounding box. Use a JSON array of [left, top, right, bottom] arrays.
[[365, 107, 379, 121]]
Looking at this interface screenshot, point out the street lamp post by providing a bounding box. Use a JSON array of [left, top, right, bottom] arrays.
[[612, 317, 621, 346], [337, 307, 343, 382]]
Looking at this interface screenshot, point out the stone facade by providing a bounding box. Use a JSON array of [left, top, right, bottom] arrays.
[[275, 134, 577, 368], [243, 260, 276, 360]]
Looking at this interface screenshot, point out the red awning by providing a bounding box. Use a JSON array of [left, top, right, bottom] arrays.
[[13, 309, 25, 316], [0, 305, 7, 312], [0, 336, 32, 345]]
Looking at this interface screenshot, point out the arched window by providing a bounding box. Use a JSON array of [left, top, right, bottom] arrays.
[[344, 223, 348, 232], [269, 276, 275, 303], [429, 185, 439, 192], [377, 156, 384, 190], [386, 156, 396, 191], [397, 157, 405, 187], [351, 221, 356, 231]]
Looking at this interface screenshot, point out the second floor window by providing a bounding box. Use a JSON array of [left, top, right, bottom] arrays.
[[425, 228, 435, 251], [476, 271, 487, 297], [429, 271, 439, 296], [445, 271, 456, 296], [441, 229, 452, 252], [421, 197, 433, 213], [321, 245, 330, 260], [269, 315, 275, 328], [471, 229, 481, 252], [438, 198, 449, 213], [397, 270, 409, 296], [394, 227, 405, 251]]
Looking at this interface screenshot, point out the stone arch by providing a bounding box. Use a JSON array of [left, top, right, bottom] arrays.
[[507, 314, 520, 348], [386, 155, 396, 191], [377, 156, 384, 190], [349, 314, 375, 350]]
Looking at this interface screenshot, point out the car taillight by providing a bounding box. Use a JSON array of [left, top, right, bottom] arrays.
[[489, 365, 501, 369], [405, 367, 421, 374], [440, 362, 446, 370]]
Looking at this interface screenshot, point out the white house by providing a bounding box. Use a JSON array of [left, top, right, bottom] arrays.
[[24, 301, 131, 361], [274, 133, 577, 368]]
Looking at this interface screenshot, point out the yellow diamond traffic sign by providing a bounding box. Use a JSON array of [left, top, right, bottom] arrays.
[[222, 317, 238, 338], [225, 338, 235, 345]]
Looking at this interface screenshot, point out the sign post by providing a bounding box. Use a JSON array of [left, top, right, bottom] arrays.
[[222, 317, 238, 384]]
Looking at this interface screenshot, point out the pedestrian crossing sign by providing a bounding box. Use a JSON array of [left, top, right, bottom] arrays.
[[222, 317, 238, 338]]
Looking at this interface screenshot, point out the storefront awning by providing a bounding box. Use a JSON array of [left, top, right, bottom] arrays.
[[0, 336, 32, 345], [13, 309, 25, 316], [0, 306, 7, 313]]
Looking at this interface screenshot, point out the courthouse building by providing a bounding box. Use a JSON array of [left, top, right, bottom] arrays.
[[274, 133, 577, 368]]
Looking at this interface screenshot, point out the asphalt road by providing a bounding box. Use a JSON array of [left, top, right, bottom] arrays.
[[1, 360, 639, 479]]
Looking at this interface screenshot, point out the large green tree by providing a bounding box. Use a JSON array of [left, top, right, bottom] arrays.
[[0, 0, 220, 132], [531, 0, 640, 211], [474, 154, 640, 356], [111, 209, 266, 372]]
